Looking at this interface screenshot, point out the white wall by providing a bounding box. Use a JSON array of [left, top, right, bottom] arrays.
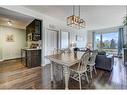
[[0, 26, 2, 61], [70, 29, 88, 48], [0, 25, 26, 60], [60, 31, 69, 49]]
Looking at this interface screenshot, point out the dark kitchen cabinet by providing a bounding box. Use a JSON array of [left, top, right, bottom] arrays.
[[26, 50, 41, 68], [26, 19, 42, 41], [21, 49, 41, 68]]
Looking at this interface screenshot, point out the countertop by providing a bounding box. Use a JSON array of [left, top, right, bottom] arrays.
[[22, 48, 41, 51]]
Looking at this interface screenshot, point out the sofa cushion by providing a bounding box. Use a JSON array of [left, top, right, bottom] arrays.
[[98, 51, 106, 55]]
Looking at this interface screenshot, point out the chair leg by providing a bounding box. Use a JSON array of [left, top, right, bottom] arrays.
[[51, 62, 54, 81], [85, 72, 89, 83], [90, 67, 93, 79], [93, 66, 97, 74], [61, 66, 63, 80], [78, 73, 82, 89]]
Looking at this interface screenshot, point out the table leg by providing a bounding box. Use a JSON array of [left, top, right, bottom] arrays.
[[51, 61, 53, 81], [64, 66, 70, 90]]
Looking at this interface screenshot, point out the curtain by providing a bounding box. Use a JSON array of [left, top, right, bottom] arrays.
[[92, 32, 95, 49], [118, 28, 124, 55], [100, 33, 103, 50]]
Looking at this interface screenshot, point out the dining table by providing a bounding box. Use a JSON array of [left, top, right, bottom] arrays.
[[46, 51, 85, 89]]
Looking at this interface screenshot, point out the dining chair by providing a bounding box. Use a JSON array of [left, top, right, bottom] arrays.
[[63, 48, 71, 53], [87, 50, 98, 79], [52, 48, 64, 81], [53, 48, 65, 55], [69, 52, 90, 89]]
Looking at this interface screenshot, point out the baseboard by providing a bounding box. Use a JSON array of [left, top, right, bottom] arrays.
[[41, 63, 50, 67], [2, 58, 21, 62], [0, 59, 4, 62]]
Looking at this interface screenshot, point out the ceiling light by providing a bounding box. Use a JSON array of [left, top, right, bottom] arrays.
[[8, 20, 12, 26], [67, 6, 86, 29]]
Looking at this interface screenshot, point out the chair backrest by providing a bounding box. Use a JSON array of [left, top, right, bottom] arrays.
[[77, 52, 90, 72], [89, 50, 98, 64], [53, 48, 65, 55]]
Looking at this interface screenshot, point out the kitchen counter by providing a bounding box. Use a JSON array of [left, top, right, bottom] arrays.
[[21, 48, 41, 68], [22, 48, 41, 51]]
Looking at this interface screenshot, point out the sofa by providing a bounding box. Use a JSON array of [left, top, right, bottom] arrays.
[[95, 51, 114, 71]]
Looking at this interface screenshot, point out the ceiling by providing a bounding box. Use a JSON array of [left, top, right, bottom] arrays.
[[25, 5, 126, 30], [0, 7, 34, 29]]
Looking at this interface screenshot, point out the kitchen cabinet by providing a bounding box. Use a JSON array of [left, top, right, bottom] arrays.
[[21, 49, 41, 68], [26, 19, 42, 41]]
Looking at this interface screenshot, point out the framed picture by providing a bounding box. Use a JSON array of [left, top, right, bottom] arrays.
[[6, 34, 15, 42]]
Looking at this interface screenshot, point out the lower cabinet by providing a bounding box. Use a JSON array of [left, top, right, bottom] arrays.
[[26, 50, 41, 68]]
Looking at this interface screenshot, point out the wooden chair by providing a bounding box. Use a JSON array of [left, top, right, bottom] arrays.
[[52, 48, 64, 81], [53, 48, 65, 55], [69, 52, 90, 89], [87, 50, 98, 79]]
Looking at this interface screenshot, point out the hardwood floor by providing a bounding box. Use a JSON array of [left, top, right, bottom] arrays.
[[0, 58, 127, 89], [0, 59, 27, 73]]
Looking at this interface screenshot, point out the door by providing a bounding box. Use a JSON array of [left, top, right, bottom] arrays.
[[45, 29, 58, 64], [61, 31, 69, 49]]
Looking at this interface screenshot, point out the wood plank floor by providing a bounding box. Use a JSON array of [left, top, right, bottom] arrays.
[[0, 58, 127, 89]]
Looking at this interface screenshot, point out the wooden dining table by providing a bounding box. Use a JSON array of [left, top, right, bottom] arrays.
[[46, 51, 85, 89]]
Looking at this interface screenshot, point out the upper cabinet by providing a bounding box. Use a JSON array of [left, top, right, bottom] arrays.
[[26, 19, 42, 41]]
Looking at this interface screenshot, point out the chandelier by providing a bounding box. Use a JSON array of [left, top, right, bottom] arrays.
[[67, 6, 86, 29]]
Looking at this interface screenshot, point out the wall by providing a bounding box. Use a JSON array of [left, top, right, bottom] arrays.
[[0, 25, 26, 60], [70, 29, 88, 48], [60, 31, 69, 49], [1, 6, 88, 65], [0, 26, 2, 61]]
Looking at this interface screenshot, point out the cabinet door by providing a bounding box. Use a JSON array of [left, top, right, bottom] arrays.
[[35, 20, 41, 34], [26, 19, 42, 41], [26, 50, 41, 68], [26, 57, 32, 67], [26, 26, 30, 41], [31, 55, 41, 67]]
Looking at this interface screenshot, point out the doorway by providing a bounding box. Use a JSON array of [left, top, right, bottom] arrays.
[[45, 29, 58, 64]]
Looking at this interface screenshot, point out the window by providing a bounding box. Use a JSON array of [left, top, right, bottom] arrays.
[[94, 33, 101, 49], [94, 32, 118, 51], [102, 32, 118, 49]]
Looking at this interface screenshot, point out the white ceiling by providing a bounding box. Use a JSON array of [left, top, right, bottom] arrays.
[[25, 5, 126, 30], [0, 7, 34, 29]]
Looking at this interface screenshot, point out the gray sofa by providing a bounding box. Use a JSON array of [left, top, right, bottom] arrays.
[[95, 54, 114, 71]]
